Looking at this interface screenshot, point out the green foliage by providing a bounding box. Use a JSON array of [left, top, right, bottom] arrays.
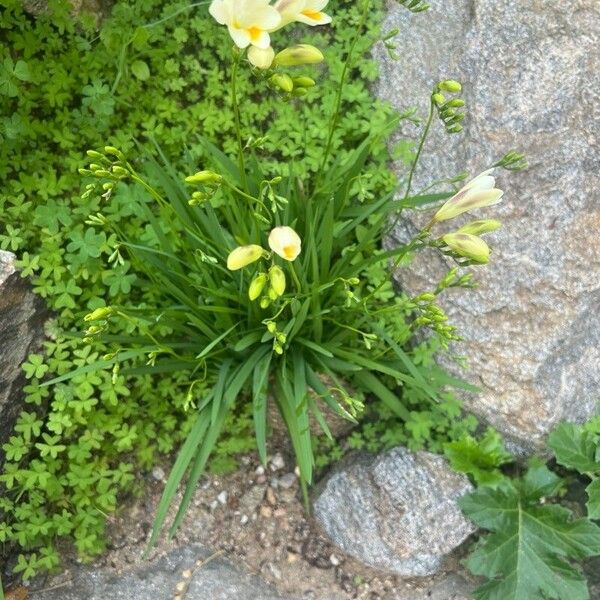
[[444, 427, 511, 486], [549, 422, 600, 519], [454, 420, 600, 600], [460, 460, 600, 600]]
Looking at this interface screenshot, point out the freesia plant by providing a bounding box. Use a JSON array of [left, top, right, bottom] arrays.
[[63, 0, 524, 546]]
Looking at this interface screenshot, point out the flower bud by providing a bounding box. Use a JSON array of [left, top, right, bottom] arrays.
[[292, 87, 308, 97], [266, 321, 277, 334], [269, 266, 286, 297], [249, 273, 268, 301], [456, 219, 502, 236], [84, 307, 113, 321], [185, 170, 223, 185], [226, 245, 265, 271], [269, 73, 294, 93], [431, 93, 445, 106], [86, 150, 105, 160], [439, 80, 462, 93], [442, 233, 490, 264], [111, 165, 129, 177], [104, 146, 126, 160], [260, 297, 271, 309], [292, 76, 316, 88], [274, 45, 324, 67]]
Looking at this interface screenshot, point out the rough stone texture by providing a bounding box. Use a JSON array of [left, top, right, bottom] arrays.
[[376, 0, 600, 452], [313, 447, 475, 577], [0, 251, 47, 458], [30, 544, 291, 600]]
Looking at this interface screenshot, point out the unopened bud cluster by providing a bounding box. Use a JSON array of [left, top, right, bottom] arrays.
[[432, 80, 465, 134], [493, 150, 528, 171]]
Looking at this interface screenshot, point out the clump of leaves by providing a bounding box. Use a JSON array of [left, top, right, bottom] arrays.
[[455, 420, 600, 600]]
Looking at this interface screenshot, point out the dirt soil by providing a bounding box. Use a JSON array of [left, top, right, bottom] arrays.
[[29, 450, 478, 600]]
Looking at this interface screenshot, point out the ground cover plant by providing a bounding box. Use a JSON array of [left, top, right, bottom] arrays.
[[0, 0, 483, 580], [449, 418, 600, 600]]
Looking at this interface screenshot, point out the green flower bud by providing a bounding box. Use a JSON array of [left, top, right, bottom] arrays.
[[86, 150, 105, 160], [227, 245, 264, 271], [260, 297, 271, 309], [93, 169, 112, 177], [456, 219, 502, 236], [104, 146, 126, 161], [111, 165, 129, 177], [249, 273, 268, 301], [439, 80, 462, 93], [442, 232, 490, 264], [185, 170, 223, 185], [269, 73, 294, 93], [84, 307, 113, 321], [445, 98, 465, 108], [266, 321, 277, 334], [432, 93, 445, 106], [446, 124, 464, 133], [274, 45, 324, 67], [269, 266, 286, 297], [292, 76, 316, 88], [292, 87, 308, 97]]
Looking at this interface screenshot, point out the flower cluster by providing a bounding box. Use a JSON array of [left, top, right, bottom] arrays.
[[431, 169, 504, 264], [209, 0, 331, 68], [227, 226, 302, 307]]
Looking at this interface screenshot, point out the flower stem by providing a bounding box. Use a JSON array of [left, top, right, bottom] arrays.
[[231, 53, 248, 191], [404, 99, 435, 200], [315, 0, 372, 191]]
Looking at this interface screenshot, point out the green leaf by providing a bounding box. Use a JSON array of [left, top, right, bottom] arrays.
[[586, 479, 600, 520], [460, 471, 600, 600], [444, 428, 512, 486], [548, 422, 599, 474], [131, 60, 150, 81]]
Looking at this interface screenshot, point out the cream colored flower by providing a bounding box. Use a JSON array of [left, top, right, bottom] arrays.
[[209, 0, 281, 50], [442, 233, 490, 264], [248, 45, 275, 69], [275, 0, 332, 26], [268, 226, 302, 261], [227, 244, 265, 270], [432, 169, 503, 223]]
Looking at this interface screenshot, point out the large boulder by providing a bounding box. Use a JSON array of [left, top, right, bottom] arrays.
[[376, 0, 600, 452], [0, 251, 47, 457], [313, 447, 475, 576]]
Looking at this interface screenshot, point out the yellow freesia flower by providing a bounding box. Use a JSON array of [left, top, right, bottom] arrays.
[[268, 226, 302, 261], [275, 0, 332, 26], [248, 46, 276, 69], [432, 169, 504, 223], [209, 0, 281, 50], [227, 244, 265, 270]]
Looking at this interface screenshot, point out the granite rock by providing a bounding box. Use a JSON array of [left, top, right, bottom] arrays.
[[30, 544, 290, 600], [0, 251, 47, 459], [376, 0, 600, 452], [313, 447, 475, 576]]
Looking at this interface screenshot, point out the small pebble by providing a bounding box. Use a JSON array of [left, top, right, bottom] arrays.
[[209, 500, 218, 510], [151, 466, 165, 481], [217, 491, 228, 505], [287, 551, 299, 564], [278, 473, 296, 489], [330, 553, 341, 567], [260, 506, 273, 518], [270, 453, 285, 471], [255, 465, 265, 476], [240, 514, 249, 525], [266, 487, 277, 506], [256, 474, 267, 484]]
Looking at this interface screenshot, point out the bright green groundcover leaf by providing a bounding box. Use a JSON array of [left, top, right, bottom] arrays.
[[444, 427, 511, 486], [459, 466, 600, 600]]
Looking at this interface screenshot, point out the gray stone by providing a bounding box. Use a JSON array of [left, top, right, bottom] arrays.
[[30, 544, 291, 600], [376, 0, 600, 452], [313, 447, 475, 576], [0, 251, 47, 458]]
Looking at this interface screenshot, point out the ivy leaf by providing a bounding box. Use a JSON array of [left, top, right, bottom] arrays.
[[131, 60, 150, 81], [548, 422, 599, 474], [460, 469, 600, 600]]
